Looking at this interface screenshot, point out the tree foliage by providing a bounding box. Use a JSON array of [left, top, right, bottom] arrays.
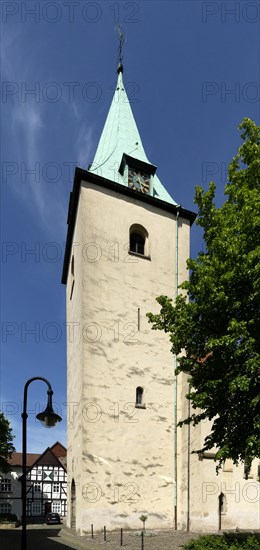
[[148, 118, 260, 469], [0, 413, 15, 473]]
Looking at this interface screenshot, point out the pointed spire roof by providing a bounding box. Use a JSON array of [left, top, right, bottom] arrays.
[[89, 65, 177, 205]]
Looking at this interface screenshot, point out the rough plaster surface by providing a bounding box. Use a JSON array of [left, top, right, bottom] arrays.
[[66, 181, 260, 534]]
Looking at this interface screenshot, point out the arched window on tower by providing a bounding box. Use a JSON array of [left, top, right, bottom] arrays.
[[135, 386, 146, 408], [129, 225, 149, 258], [130, 232, 145, 255]]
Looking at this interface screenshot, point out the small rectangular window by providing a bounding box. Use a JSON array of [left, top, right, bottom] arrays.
[[52, 501, 61, 513], [135, 386, 146, 409], [32, 501, 41, 515], [0, 479, 11, 492], [0, 502, 11, 514]]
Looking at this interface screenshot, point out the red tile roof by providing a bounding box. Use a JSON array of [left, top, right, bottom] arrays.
[[7, 442, 66, 469], [51, 442, 67, 458], [7, 453, 41, 467]]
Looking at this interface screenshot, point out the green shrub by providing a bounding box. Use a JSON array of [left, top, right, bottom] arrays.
[[226, 532, 260, 549], [184, 533, 260, 550], [0, 513, 18, 523], [184, 535, 228, 550]]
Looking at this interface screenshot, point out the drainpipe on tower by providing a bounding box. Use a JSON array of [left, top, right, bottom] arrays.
[[187, 385, 191, 532], [173, 206, 180, 530]]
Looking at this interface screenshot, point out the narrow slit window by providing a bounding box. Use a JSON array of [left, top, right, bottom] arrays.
[[136, 386, 144, 406], [70, 280, 75, 301], [70, 255, 75, 300]]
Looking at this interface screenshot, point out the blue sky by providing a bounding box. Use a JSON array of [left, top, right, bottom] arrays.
[[1, 1, 259, 452]]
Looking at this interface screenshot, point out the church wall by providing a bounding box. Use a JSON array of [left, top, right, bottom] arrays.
[[66, 193, 84, 530], [188, 420, 260, 531], [174, 218, 191, 531], [67, 180, 191, 532], [177, 370, 190, 530], [65, 179, 260, 534]]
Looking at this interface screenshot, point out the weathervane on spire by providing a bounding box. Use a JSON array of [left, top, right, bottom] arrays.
[[116, 25, 125, 73]]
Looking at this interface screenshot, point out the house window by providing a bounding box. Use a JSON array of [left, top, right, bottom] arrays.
[[53, 483, 60, 494], [0, 479, 11, 492], [26, 500, 31, 515], [52, 501, 61, 513], [135, 386, 146, 408], [129, 225, 149, 258], [32, 501, 41, 515], [34, 483, 41, 492], [0, 502, 11, 514]]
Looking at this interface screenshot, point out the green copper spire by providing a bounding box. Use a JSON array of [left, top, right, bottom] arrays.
[[89, 64, 177, 205]]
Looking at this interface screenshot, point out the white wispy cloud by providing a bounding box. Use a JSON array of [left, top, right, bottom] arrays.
[[75, 124, 94, 169], [11, 101, 46, 211], [2, 37, 48, 230], [2, 26, 98, 240], [1, 30, 68, 238]]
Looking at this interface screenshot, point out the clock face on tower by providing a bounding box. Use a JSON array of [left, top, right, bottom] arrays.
[[128, 167, 150, 194]]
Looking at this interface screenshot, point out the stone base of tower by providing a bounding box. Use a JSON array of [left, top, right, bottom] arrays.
[[78, 510, 174, 534], [65, 457, 260, 535], [69, 504, 260, 536]]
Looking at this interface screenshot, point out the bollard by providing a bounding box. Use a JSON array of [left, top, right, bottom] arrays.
[[141, 530, 144, 550], [91, 523, 94, 538], [120, 527, 123, 546], [104, 525, 107, 542]]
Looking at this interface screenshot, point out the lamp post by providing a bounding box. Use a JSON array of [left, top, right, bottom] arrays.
[[21, 377, 62, 550]]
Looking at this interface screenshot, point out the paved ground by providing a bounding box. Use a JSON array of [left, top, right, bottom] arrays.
[[0, 524, 204, 550]]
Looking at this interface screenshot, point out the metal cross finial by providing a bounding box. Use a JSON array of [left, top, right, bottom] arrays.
[[116, 25, 125, 72]]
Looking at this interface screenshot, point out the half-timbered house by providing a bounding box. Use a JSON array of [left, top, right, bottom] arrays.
[[0, 442, 67, 520]]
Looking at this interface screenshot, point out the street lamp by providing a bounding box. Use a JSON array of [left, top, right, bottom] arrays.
[[21, 377, 62, 550]]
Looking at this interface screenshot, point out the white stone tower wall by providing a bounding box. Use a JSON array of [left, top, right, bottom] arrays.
[[66, 194, 84, 531], [66, 179, 191, 532]]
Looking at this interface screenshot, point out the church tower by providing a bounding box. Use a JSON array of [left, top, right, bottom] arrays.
[[62, 59, 196, 533]]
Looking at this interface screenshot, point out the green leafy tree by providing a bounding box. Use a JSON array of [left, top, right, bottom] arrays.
[[148, 118, 260, 470], [0, 413, 15, 473]]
